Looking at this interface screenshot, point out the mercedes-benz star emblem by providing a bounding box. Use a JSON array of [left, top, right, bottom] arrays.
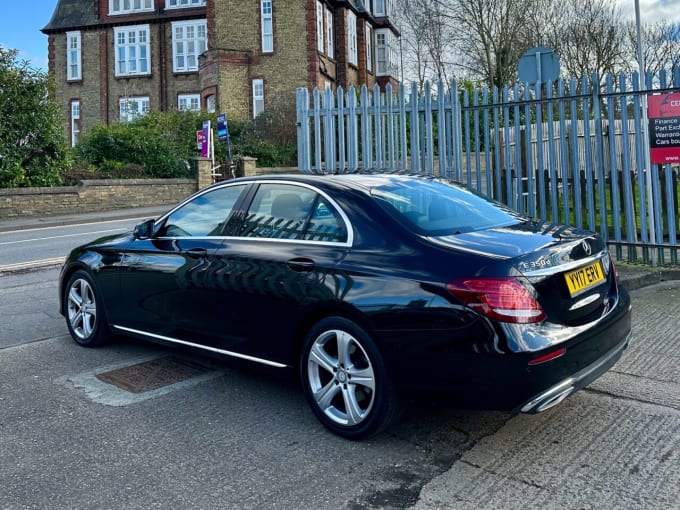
[[582, 240, 591, 256]]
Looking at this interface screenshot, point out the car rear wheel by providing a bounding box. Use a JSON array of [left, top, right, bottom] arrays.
[[300, 317, 398, 439], [65, 270, 111, 347]]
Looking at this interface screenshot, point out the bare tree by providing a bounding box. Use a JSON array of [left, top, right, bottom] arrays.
[[622, 20, 680, 78], [396, 0, 457, 88], [396, 0, 434, 91], [441, 0, 537, 88], [396, 0, 638, 88], [547, 0, 626, 80]]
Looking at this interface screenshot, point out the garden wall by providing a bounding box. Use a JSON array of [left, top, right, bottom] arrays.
[[0, 157, 302, 220], [0, 179, 197, 220]]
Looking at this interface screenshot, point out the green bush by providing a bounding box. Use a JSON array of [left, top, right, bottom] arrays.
[[0, 47, 70, 188], [73, 120, 194, 178], [70, 108, 297, 182]]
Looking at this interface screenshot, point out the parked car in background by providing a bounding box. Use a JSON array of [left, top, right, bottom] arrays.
[[59, 172, 632, 439]]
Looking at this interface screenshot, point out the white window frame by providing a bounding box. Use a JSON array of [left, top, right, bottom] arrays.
[[109, 0, 153, 15], [347, 11, 357, 66], [206, 94, 216, 113], [178, 93, 201, 111], [365, 23, 372, 72], [70, 100, 80, 147], [66, 31, 82, 81], [261, 0, 273, 53], [326, 8, 334, 58], [172, 20, 207, 73], [120, 96, 150, 122], [372, 0, 393, 17], [376, 30, 387, 75], [166, 0, 205, 8], [114, 25, 150, 77], [252, 79, 264, 119], [375, 28, 398, 77], [316, 1, 324, 53]]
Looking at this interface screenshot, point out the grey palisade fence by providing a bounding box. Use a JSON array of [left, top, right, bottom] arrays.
[[296, 69, 680, 264]]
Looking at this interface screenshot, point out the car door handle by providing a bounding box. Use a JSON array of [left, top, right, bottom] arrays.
[[186, 248, 208, 258], [287, 258, 315, 272]]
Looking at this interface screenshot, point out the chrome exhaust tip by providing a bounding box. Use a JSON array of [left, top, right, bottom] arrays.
[[532, 386, 574, 413], [520, 379, 575, 414]]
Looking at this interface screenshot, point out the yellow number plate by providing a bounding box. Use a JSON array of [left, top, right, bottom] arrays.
[[564, 261, 605, 297]]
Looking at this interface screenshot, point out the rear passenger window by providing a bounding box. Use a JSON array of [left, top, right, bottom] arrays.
[[241, 184, 312, 239], [240, 183, 347, 242], [304, 198, 347, 242]]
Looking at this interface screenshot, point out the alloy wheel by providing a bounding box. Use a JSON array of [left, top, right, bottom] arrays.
[[67, 277, 97, 341], [306, 328, 376, 426]]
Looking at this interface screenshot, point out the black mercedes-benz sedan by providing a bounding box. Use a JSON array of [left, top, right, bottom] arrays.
[[59, 172, 632, 439]]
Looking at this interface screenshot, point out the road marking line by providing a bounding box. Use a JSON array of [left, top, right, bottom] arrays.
[[0, 228, 126, 246], [0, 215, 152, 236], [0, 257, 65, 273]]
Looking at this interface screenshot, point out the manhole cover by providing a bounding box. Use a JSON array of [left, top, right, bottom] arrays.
[[95, 357, 212, 394]]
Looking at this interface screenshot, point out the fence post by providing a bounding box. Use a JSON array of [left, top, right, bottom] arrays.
[[437, 80, 447, 178], [347, 86, 359, 171], [360, 85, 372, 170], [337, 86, 346, 174], [324, 86, 336, 174], [410, 82, 420, 173], [296, 88, 311, 174], [313, 88, 322, 174]]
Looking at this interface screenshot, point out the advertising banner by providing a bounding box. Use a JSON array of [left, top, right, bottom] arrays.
[[217, 114, 229, 141], [648, 92, 680, 164], [201, 120, 211, 158], [196, 130, 205, 152]]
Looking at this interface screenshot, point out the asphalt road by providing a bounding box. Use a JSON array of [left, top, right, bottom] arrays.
[[0, 217, 145, 271], [0, 240, 678, 508]]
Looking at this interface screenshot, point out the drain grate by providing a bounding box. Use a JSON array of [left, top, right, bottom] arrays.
[[95, 357, 212, 394]]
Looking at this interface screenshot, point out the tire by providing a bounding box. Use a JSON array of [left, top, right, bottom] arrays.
[[64, 270, 111, 347], [300, 316, 398, 439]]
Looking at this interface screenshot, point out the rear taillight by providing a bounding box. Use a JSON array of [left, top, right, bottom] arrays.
[[446, 277, 547, 324]]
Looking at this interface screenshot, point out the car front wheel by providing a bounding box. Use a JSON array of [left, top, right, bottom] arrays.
[[64, 270, 111, 347], [300, 317, 398, 439]]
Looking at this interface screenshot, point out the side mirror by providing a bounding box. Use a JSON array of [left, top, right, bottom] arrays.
[[133, 219, 155, 240]]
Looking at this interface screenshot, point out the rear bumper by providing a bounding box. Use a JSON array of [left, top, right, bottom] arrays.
[[517, 329, 632, 413]]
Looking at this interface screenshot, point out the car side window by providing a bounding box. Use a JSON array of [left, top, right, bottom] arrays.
[[240, 184, 314, 240], [157, 185, 246, 237], [304, 197, 347, 242]]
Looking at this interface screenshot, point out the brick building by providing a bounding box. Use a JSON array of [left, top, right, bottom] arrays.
[[42, 0, 400, 145]]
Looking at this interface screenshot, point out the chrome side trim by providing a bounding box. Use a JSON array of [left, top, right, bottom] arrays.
[[153, 234, 350, 248], [112, 325, 288, 369], [153, 178, 354, 248]]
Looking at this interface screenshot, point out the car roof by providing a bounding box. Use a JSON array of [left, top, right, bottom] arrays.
[[230, 172, 438, 193]]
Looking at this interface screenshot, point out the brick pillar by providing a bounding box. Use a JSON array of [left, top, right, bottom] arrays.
[[240, 156, 258, 176], [196, 157, 213, 188]]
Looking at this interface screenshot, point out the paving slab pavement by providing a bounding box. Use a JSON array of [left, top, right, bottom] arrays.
[[413, 280, 680, 510], [2, 207, 680, 508]]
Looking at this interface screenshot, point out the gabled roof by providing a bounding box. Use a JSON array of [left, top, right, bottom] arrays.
[[42, 0, 101, 33]]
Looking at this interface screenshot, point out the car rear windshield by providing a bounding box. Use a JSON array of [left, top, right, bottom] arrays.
[[371, 177, 522, 235]]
